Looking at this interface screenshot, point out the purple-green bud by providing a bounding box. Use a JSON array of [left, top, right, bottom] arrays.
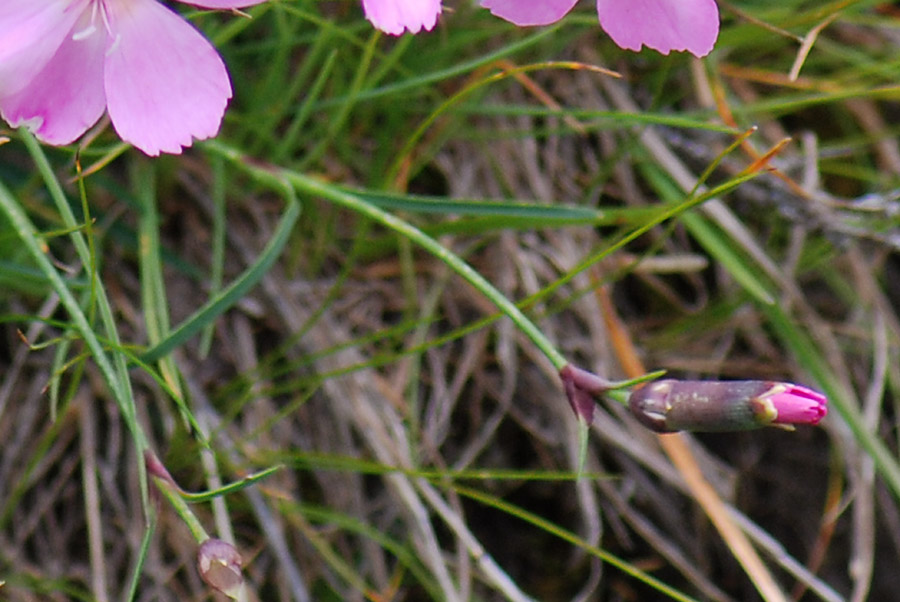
[[628, 380, 827, 433], [197, 538, 244, 599]]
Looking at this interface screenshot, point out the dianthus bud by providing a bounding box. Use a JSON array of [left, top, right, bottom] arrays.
[[628, 380, 827, 433], [197, 538, 244, 599]]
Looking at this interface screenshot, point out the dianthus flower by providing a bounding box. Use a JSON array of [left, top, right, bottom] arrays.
[[0, 0, 266, 156], [362, 0, 442, 35], [481, 0, 720, 57]]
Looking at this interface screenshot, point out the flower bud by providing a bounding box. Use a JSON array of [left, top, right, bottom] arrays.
[[197, 538, 244, 599], [628, 380, 827, 433]]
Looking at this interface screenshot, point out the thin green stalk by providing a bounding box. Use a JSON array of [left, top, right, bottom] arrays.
[[124, 513, 156, 602], [199, 155, 227, 357], [133, 161, 193, 432], [0, 180, 150, 509], [18, 132, 149, 512], [386, 60, 620, 185], [296, 30, 379, 171], [140, 166, 300, 363], [204, 140, 569, 371], [150, 474, 209, 543], [286, 181, 568, 369], [455, 484, 699, 602]]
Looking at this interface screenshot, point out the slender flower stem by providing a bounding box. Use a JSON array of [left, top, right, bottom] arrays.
[[292, 179, 569, 370], [205, 141, 569, 371], [150, 475, 210, 544], [0, 150, 150, 514]]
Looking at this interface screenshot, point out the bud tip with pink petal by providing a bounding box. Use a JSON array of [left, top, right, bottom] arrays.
[[762, 384, 827, 426]]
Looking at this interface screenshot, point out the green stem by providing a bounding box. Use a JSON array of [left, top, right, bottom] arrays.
[[150, 475, 210, 543], [139, 161, 300, 363], [0, 180, 146, 447], [205, 141, 569, 370], [11, 134, 149, 512]]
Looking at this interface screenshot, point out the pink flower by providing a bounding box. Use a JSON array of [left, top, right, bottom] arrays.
[[362, 0, 442, 35], [0, 0, 266, 156], [480, 0, 720, 57], [628, 380, 828, 433]]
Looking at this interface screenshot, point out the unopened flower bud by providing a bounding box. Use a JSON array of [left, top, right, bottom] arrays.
[[197, 538, 244, 599], [628, 380, 827, 433]]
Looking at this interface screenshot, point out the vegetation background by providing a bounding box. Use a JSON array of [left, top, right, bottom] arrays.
[[1, 1, 899, 600]]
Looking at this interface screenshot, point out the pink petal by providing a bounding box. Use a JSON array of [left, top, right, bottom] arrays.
[[596, 0, 719, 57], [174, 0, 268, 8], [103, 0, 233, 156], [0, 5, 106, 145], [480, 0, 578, 26], [0, 0, 91, 97], [362, 0, 442, 35], [770, 385, 827, 425]]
